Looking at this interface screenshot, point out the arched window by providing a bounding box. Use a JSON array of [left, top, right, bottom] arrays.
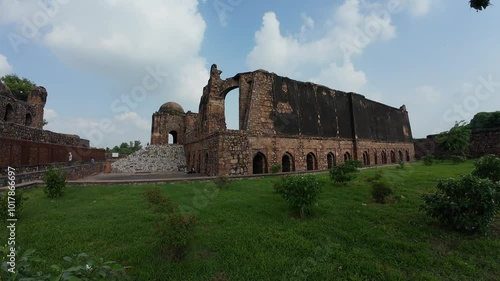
[[25, 113, 32, 126], [398, 150, 404, 162], [168, 130, 178, 144], [381, 151, 387, 164], [327, 152, 336, 169], [406, 150, 410, 162], [390, 151, 396, 163], [374, 152, 378, 165], [344, 152, 351, 162], [253, 152, 268, 174], [205, 152, 209, 175], [4, 104, 14, 122], [362, 151, 370, 166], [306, 152, 317, 170], [281, 152, 294, 172]]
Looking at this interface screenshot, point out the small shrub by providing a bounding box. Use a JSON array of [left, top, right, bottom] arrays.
[[371, 180, 393, 204], [271, 164, 282, 174], [0, 247, 129, 280], [345, 160, 362, 169], [365, 170, 383, 183], [397, 161, 405, 170], [0, 191, 27, 220], [213, 175, 230, 189], [422, 155, 434, 166], [329, 162, 359, 184], [157, 213, 197, 261], [274, 175, 322, 218], [421, 174, 500, 233], [450, 155, 466, 165], [143, 188, 175, 214], [472, 154, 500, 182], [43, 168, 66, 198]]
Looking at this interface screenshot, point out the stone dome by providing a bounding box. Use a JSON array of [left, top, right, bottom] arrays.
[[159, 101, 185, 114]]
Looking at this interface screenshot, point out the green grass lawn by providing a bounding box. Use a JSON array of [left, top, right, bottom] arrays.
[[2, 161, 500, 280]]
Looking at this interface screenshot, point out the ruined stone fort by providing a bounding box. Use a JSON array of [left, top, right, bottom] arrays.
[[151, 64, 415, 176]]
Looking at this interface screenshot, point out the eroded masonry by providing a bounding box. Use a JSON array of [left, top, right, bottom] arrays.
[[151, 64, 415, 176]]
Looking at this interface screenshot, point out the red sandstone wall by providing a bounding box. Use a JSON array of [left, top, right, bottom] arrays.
[[0, 137, 105, 167]]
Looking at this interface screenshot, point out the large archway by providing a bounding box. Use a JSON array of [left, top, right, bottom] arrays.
[[168, 130, 178, 144], [362, 151, 370, 166], [306, 152, 317, 170], [281, 153, 294, 172], [224, 87, 240, 130], [253, 152, 268, 174], [327, 152, 336, 169]]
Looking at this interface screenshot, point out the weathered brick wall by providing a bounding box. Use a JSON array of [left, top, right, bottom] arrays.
[[414, 128, 500, 159], [0, 137, 104, 167], [185, 130, 414, 176], [0, 122, 89, 147], [470, 128, 500, 157]]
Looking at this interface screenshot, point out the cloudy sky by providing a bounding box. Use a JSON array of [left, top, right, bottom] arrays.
[[0, 0, 499, 148]]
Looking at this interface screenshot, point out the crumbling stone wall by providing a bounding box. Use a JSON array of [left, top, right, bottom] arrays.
[[154, 64, 415, 176], [415, 128, 500, 159], [0, 83, 46, 129]]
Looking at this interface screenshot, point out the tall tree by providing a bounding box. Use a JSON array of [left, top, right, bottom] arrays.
[[0, 74, 37, 101], [470, 0, 492, 11], [437, 121, 472, 157]]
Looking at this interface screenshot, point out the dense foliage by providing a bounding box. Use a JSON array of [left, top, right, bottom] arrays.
[[43, 168, 66, 199], [422, 174, 500, 233], [0, 74, 36, 101], [437, 121, 471, 157], [274, 175, 322, 218], [371, 180, 393, 204], [0, 191, 27, 220], [469, 111, 500, 130], [472, 154, 500, 182], [106, 141, 142, 156], [329, 160, 361, 184], [156, 213, 197, 261], [470, 0, 491, 11]]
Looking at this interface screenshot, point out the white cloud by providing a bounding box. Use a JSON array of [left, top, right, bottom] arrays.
[[0, 0, 209, 104], [407, 0, 433, 17], [246, 0, 397, 92], [115, 112, 150, 131], [0, 54, 13, 76], [415, 85, 441, 104], [44, 108, 58, 120]]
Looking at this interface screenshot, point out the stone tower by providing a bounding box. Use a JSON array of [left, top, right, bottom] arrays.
[[27, 86, 47, 129], [150, 101, 186, 145]]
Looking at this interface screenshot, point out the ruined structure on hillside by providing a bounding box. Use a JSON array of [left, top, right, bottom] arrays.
[[0, 81, 104, 168], [151, 64, 415, 176]]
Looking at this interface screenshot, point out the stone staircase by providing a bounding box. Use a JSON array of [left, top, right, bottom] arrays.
[[111, 145, 187, 173]]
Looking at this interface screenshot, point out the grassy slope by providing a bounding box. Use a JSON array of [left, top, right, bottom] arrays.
[[3, 161, 500, 280]]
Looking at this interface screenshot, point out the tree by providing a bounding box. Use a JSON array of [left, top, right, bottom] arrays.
[[470, 0, 492, 11], [0, 74, 37, 101], [469, 111, 500, 130], [437, 121, 472, 157]]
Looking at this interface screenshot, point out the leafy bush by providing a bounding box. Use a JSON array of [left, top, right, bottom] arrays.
[[213, 175, 230, 189], [274, 175, 322, 218], [43, 168, 66, 198], [143, 188, 175, 214], [271, 164, 282, 174], [421, 174, 500, 233], [450, 155, 466, 165], [0, 191, 27, 220], [422, 155, 434, 166], [345, 160, 362, 169], [329, 162, 359, 184], [397, 161, 405, 170], [371, 180, 393, 204], [0, 247, 129, 281], [156, 213, 197, 261], [472, 154, 500, 182], [365, 170, 383, 183]]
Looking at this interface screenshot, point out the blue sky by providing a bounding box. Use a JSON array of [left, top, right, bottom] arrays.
[[0, 0, 499, 148]]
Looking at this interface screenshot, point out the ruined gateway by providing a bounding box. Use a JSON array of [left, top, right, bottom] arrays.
[[151, 64, 415, 176]]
